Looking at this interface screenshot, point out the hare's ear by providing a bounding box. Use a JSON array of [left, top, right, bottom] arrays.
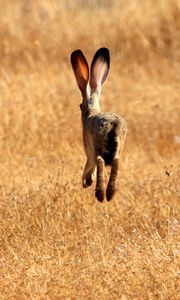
[[70, 50, 89, 95], [90, 48, 110, 92]]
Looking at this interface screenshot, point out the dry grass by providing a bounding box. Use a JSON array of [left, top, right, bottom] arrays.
[[0, 0, 180, 299]]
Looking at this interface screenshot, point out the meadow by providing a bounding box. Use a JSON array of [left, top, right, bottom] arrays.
[[0, 0, 179, 299]]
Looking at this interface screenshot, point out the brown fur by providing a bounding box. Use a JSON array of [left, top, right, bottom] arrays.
[[71, 48, 127, 201]]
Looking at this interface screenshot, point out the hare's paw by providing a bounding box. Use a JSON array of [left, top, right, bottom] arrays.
[[83, 175, 93, 188], [82, 169, 95, 188], [106, 184, 116, 201], [95, 187, 104, 202]]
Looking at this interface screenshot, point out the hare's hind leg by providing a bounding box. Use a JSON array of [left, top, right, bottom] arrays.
[[106, 158, 119, 201], [83, 160, 96, 188], [95, 156, 105, 202]]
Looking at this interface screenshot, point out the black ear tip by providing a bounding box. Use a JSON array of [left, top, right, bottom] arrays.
[[97, 47, 110, 56], [95, 47, 110, 65], [70, 49, 83, 62], [99, 47, 109, 53], [71, 49, 82, 56]]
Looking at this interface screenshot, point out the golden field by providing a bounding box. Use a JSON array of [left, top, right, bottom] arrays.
[[0, 0, 180, 299]]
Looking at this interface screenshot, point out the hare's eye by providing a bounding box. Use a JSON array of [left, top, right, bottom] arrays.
[[79, 104, 83, 111]]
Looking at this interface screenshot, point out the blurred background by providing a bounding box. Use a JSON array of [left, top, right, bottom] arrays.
[[1, 0, 180, 70], [0, 0, 179, 159], [0, 1, 179, 298]]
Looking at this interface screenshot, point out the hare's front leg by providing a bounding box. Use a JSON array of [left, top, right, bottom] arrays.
[[106, 158, 119, 201], [82, 159, 96, 188], [95, 156, 105, 202]]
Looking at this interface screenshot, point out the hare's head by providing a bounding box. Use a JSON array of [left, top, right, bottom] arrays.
[[70, 48, 110, 114]]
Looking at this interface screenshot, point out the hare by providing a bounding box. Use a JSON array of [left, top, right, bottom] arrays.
[[70, 48, 127, 202]]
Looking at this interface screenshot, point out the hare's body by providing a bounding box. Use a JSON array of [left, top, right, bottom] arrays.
[[82, 111, 126, 166], [82, 107, 127, 201], [71, 48, 127, 201]]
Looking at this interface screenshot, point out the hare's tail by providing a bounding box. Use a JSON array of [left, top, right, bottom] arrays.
[[102, 123, 119, 166]]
